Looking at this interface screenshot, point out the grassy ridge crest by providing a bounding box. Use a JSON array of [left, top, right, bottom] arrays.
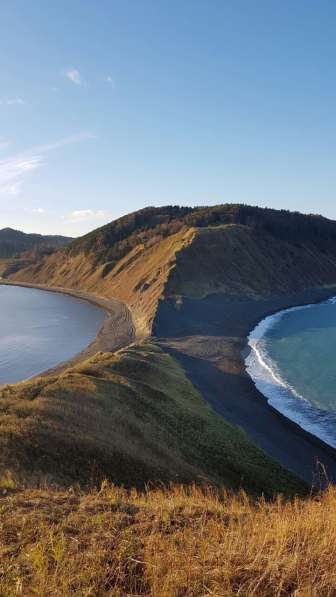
[[0, 342, 302, 495]]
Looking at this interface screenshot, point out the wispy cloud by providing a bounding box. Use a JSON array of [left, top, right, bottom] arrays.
[[0, 155, 42, 195], [24, 206, 45, 214], [33, 132, 96, 154], [0, 132, 95, 196], [0, 139, 10, 151], [0, 97, 25, 106], [65, 69, 82, 85], [106, 75, 115, 88], [65, 209, 112, 224], [1, 182, 23, 196]]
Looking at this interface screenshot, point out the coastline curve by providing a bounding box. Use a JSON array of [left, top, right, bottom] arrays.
[[246, 297, 336, 449], [0, 280, 136, 381]]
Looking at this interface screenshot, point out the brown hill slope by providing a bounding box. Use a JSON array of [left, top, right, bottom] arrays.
[[8, 227, 195, 335], [8, 204, 336, 334]]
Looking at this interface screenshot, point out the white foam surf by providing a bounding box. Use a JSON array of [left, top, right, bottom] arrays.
[[245, 298, 336, 448]]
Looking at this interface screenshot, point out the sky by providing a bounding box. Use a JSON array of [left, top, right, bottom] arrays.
[[1, 1, 336, 236]]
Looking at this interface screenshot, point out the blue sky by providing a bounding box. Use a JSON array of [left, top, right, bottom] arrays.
[[1, 1, 336, 236]]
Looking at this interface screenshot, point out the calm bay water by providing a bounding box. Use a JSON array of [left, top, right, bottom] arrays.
[[0, 285, 105, 384], [246, 298, 336, 448]]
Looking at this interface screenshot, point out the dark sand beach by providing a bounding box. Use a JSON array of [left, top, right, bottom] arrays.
[[4, 279, 336, 486], [156, 287, 336, 486]]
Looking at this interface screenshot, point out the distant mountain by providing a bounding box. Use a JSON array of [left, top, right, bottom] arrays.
[[0, 227, 72, 258]]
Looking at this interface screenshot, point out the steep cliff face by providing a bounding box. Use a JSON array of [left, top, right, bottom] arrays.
[[164, 224, 336, 300], [9, 227, 196, 336], [7, 205, 336, 336]]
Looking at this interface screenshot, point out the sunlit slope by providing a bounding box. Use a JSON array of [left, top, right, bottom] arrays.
[[0, 342, 302, 495], [8, 204, 336, 334], [9, 227, 195, 335]]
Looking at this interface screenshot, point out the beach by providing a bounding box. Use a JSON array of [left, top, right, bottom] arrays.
[[156, 286, 336, 486], [3, 278, 336, 486]]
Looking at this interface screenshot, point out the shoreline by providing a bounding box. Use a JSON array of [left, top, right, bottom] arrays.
[[156, 286, 336, 486], [245, 297, 336, 449], [4, 278, 336, 485], [0, 280, 136, 380]]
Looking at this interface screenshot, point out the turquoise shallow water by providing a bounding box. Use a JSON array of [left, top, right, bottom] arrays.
[[246, 298, 336, 448], [0, 285, 105, 384]]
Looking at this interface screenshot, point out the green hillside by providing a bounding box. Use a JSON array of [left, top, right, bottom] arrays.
[[0, 342, 303, 497]]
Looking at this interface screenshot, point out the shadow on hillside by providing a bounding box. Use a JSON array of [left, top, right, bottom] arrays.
[[155, 287, 336, 340]]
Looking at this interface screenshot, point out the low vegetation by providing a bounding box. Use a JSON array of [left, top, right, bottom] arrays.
[[1, 482, 336, 596], [0, 342, 302, 495]]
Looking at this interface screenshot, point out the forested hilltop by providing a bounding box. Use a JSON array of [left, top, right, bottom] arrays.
[[8, 204, 336, 335], [67, 203, 336, 267]]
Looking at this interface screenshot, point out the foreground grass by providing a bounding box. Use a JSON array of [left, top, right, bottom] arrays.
[[0, 482, 335, 596], [0, 342, 302, 495]]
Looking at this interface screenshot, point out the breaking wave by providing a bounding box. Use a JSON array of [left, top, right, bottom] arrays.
[[245, 298, 336, 448]]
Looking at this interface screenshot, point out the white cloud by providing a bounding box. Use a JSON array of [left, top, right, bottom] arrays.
[[0, 132, 95, 196], [33, 132, 96, 154], [65, 209, 112, 224], [0, 155, 42, 195], [65, 69, 81, 85], [0, 98, 25, 106], [24, 207, 45, 214], [1, 182, 22, 195], [0, 139, 10, 151], [106, 75, 115, 87]]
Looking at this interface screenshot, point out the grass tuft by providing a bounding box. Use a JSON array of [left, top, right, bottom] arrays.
[[0, 483, 336, 596]]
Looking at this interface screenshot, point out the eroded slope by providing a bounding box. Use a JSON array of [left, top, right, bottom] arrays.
[[164, 223, 336, 300], [7, 205, 336, 335], [8, 227, 195, 336]]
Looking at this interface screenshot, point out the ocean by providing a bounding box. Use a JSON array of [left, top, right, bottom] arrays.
[[246, 296, 336, 448]]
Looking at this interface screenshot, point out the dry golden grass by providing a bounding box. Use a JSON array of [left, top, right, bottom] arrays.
[[1, 481, 336, 596]]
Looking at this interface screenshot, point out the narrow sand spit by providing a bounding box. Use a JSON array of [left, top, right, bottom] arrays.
[[156, 286, 336, 487]]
